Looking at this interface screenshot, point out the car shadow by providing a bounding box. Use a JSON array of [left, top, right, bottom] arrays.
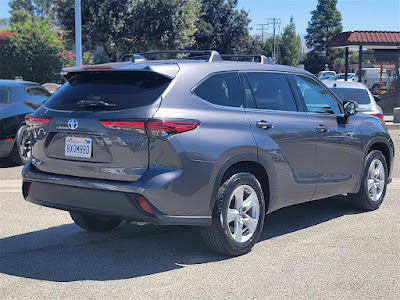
[[0, 158, 19, 168], [0, 195, 359, 282]]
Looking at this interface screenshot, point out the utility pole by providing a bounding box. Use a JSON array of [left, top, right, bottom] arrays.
[[267, 18, 281, 64], [256, 23, 269, 42], [74, 0, 82, 67]]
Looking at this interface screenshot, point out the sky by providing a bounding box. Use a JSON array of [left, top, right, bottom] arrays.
[[0, 0, 399, 35]]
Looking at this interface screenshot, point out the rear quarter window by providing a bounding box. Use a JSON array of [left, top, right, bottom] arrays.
[[44, 71, 171, 111], [193, 72, 242, 108], [0, 86, 11, 104]]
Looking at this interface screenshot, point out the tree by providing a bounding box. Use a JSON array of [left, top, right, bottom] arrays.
[[54, 0, 200, 61], [194, 0, 256, 54], [8, 0, 56, 24], [301, 50, 326, 74], [280, 16, 302, 67], [0, 20, 65, 83], [305, 0, 342, 56], [305, 0, 343, 71]]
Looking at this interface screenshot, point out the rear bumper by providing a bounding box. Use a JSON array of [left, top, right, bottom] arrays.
[[22, 161, 211, 226]]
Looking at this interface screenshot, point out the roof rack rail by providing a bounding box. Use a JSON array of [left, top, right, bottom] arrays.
[[137, 50, 223, 63], [221, 54, 273, 64]]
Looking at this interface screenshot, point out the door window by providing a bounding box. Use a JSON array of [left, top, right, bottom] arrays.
[[194, 72, 242, 107], [293, 75, 341, 114], [246, 72, 298, 111]]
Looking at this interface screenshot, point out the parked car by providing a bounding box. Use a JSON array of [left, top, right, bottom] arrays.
[[319, 75, 335, 81], [0, 80, 50, 164], [22, 51, 394, 256], [324, 81, 384, 120], [354, 68, 389, 94], [317, 70, 336, 78], [324, 73, 355, 82]]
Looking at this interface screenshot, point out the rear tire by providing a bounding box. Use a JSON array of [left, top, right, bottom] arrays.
[[70, 211, 122, 232], [201, 172, 265, 256], [9, 125, 32, 165], [348, 150, 388, 211]]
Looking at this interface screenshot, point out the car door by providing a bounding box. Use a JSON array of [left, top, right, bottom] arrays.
[[290, 74, 363, 200], [242, 72, 317, 212]]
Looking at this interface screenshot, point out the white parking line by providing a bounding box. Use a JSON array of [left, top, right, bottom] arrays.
[[0, 179, 22, 193]]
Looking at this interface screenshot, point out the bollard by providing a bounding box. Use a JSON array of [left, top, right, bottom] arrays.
[[394, 107, 400, 123]]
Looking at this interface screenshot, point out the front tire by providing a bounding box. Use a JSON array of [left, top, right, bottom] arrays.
[[348, 150, 388, 211], [201, 172, 265, 256], [70, 211, 122, 232]]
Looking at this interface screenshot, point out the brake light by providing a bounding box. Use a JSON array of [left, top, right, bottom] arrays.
[[100, 119, 200, 137], [25, 115, 51, 128], [370, 113, 384, 120], [86, 68, 110, 72]]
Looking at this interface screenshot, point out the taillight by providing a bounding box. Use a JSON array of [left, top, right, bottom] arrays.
[[370, 113, 384, 120], [25, 115, 51, 128], [99, 120, 146, 135], [100, 119, 200, 137], [146, 119, 200, 137]]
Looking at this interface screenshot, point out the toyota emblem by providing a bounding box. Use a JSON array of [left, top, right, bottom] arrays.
[[67, 119, 79, 130]]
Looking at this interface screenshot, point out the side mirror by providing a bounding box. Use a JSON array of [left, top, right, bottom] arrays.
[[374, 95, 380, 102], [343, 101, 358, 116]]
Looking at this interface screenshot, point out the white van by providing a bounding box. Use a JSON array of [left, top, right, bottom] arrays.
[[354, 68, 389, 94]]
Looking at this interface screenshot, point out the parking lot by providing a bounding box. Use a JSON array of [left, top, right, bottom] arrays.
[[1, 131, 399, 300]]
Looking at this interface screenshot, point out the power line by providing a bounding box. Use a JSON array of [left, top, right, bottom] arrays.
[[267, 18, 281, 64], [256, 23, 269, 42]]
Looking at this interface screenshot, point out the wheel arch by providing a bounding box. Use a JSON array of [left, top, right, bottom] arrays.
[[210, 154, 276, 214]]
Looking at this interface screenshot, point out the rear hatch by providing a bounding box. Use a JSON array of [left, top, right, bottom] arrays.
[[30, 69, 173, 181]]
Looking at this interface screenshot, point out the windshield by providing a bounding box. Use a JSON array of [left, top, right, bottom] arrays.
[[330, 88, 371, 104], [44, 71, 171, 111]]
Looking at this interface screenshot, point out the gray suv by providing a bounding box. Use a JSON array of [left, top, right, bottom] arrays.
[[22, 51, 394, 256]]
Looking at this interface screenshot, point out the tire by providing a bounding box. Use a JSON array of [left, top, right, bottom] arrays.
[[201, 172, 265, 256], [348, 150, 388, 211], [70, 211, 122, 232], [9, 125, 32, 165], [371, 84, 380, 95]]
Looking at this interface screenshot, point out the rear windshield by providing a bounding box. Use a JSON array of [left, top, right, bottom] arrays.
[[330, 88, 371, 104], [44, 71, 171, 111], [0, 87, 11, 104]]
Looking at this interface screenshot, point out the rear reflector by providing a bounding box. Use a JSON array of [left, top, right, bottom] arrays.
[[135, 196, 155, 215], [22, 181, 32, 198], [370, 113, 384, 120], [5, 138, 12, 142], [25, 115, 51, 128], [100, 119, 200, 137]]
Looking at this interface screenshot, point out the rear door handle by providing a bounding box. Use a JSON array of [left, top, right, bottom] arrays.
[[256, 121, 274, 129], [316, 125, 329, 133]]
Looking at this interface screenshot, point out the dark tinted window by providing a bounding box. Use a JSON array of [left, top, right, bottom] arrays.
[[44, 71, 171, 111], [246, 72, 297, 111], [194, 72, 242, 107], [293, 75, 341, 114], [330, 88, 371, 104], [0, 87, 11, 104]]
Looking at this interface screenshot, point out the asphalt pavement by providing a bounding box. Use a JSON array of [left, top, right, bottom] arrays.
[[1, 130, 399, 299]]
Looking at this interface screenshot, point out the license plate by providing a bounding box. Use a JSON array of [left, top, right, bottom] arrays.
[[65, 137, 92, 158]]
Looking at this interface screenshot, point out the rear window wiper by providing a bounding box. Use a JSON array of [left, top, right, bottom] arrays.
[[77, 99, 116, 108]]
